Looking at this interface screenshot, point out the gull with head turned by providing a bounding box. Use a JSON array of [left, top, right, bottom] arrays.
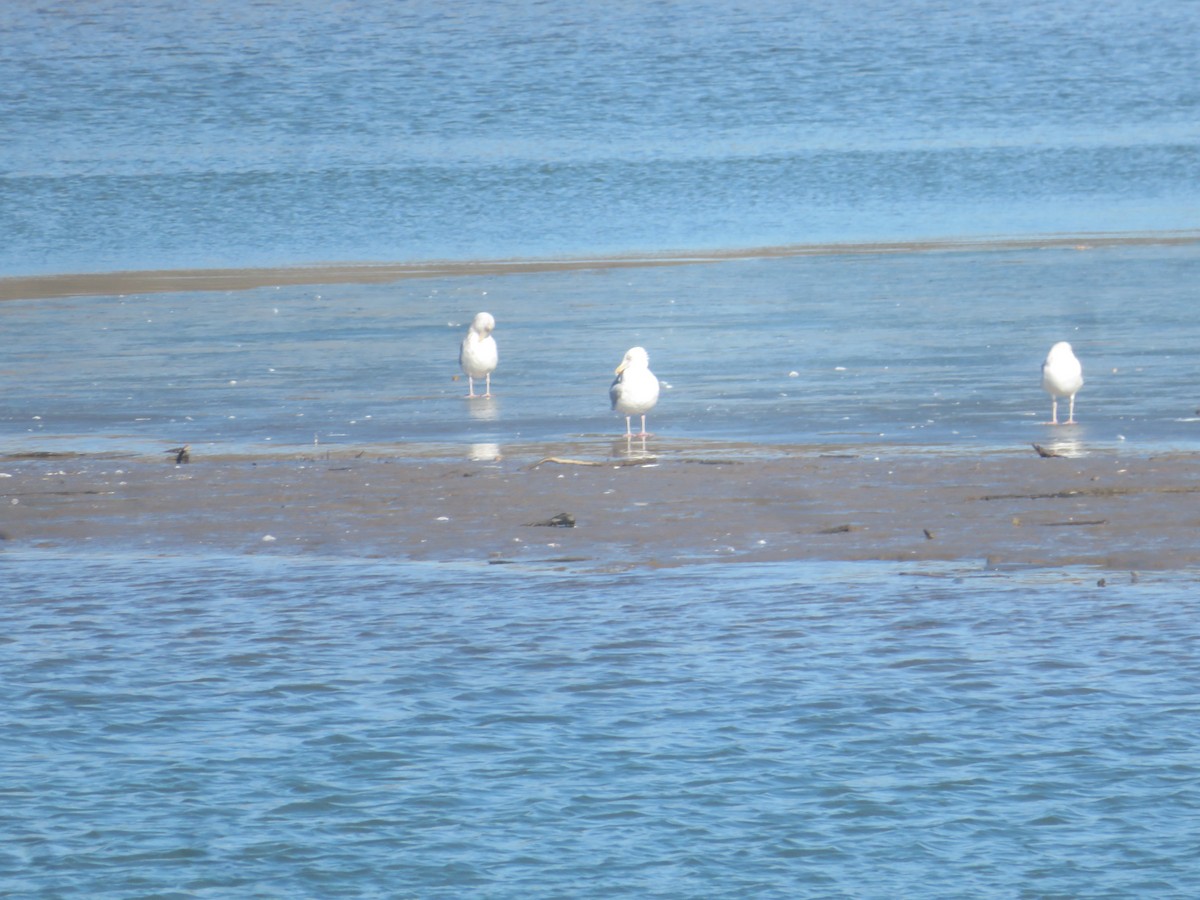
[[459, 312, 498, 398], [610, 346, 660, 438]]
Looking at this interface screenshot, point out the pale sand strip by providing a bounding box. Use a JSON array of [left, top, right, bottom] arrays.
[[4, 231, 1199, 302]]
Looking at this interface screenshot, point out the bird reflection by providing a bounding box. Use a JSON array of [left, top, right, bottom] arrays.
[[468, 442, 502, 462], [1040, 437, 1085, 458], [611, 434, 654, 461], [467, 398, 499, 422]]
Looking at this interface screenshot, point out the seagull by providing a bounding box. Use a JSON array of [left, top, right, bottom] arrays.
[[610, 346, 660, 437], [459, 312, 497, 398], [1041, 341, 1083, 425]]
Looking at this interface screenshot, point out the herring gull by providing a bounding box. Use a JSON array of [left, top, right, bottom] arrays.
[[459, 312, 497, 398], [1041, 341, 1083, 425], [610, 346, 660, 437]]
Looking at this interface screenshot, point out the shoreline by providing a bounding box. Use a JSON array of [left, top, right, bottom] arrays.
[[4, 230, 1199, 301], [4, 443, 1199, 571]]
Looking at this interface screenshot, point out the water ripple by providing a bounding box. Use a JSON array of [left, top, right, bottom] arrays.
[[3, 553, 1199, 896]]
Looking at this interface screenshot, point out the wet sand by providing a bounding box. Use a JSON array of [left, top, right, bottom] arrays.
[[6, 233, 1200, 571], [3, 442, 1198, 570], [4, 231, 1199, 301]]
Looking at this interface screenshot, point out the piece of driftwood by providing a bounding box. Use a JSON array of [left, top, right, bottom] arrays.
[[983, 485, 1200, 501], [1032, 443, 1065, 458], [525, 513, 576, 528], [531, 456, 652, 468]]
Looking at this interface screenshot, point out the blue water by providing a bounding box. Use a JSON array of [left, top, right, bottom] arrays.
[[3, 553, 1199, 898], [4, 241, 1200, 456], [5, 3, 1200, 895], [2, 0, 1198, 275]]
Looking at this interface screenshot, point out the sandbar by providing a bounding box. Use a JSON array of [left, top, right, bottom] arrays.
[[3, 442, 1198, 571], [4, 231, 1199, 301]]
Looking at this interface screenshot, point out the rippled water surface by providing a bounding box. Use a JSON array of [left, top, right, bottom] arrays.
[[4, 242, 1200, 455], [5, 3, 1200, 895], [3, 553, 1199, 897], [2, 0, 1198, 274]]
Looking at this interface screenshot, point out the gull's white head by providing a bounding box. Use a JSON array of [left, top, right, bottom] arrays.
[[1042, 339, 1083, 397], [1046, 341, 1074, 361], [470, 312, 495, 336], [615, 346, 650, 375]]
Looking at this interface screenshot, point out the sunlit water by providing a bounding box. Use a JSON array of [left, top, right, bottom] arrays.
[[2, 0, 1198, 274], [4, 2, 1200, 895], [3, 242, 1200, 456], [4, 553, 1199, 898]]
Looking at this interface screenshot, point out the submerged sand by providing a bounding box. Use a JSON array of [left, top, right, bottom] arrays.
[[4, 232, 1199, 301], [3, 442, 1198, 570], [5, 232, 1200, 571]]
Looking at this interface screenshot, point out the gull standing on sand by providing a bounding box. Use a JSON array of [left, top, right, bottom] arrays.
[[459, 312, 497, 398], [610, 346, 660, 437], [1041, 340, 1083, 425]]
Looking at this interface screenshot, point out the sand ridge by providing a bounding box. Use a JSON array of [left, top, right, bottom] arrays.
[[4, 232, 1200, 301], [3, 442, 1198, 570]]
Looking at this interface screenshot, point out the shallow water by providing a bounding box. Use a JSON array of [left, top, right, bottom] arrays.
[[4, 242, 1200, 457], [5, 3, 1200, 895], [3, 552, 1198, 897]]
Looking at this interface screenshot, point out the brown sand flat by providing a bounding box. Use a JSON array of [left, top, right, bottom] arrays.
[[4, 232, 1199, 301], [3, 443, 1198, 570]]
